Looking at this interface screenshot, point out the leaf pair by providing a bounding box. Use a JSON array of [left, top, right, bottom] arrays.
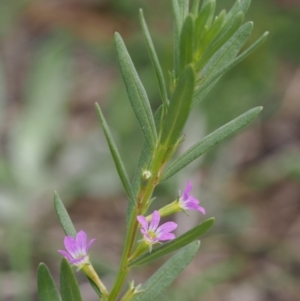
[[37, 259, 82, 301]]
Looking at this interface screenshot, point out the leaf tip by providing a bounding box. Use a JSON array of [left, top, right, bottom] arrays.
[[114, 32, 121, 43], [263, 31, 270, 38], [37, 262, 46, 272], [53, 191, 60, 204]]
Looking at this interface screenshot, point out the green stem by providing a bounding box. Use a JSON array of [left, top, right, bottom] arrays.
[[108, 146, 167, 300], [108, 207, 137, 301]]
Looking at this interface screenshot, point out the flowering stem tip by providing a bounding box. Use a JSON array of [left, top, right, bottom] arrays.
[[179, 181, 206, 214], [58, 230, 95, 266], [135, 210, 177, 255], [58, 230, 108, 297]]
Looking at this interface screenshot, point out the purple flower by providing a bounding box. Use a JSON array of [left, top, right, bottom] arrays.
[[58, 230, 95, 266], [179, 181, 205, 214], [137, 210, 177, 245]]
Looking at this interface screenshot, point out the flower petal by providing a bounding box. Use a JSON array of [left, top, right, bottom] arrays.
[[186, 195, 199, 204], [76, 230, 87, 253], [184, 202, 206, 214], [156, 221, 177, 236], [64, 236, 79, 258], [182, 181, 192, 200], [86, 238, 96, 252], [196, 205, 206, 214], [157, 233, 175, 241], [70, 256, 87, 265], [58, 250, 73, 261], [149, 210, 160, 231], [137, 216, 148, 231]]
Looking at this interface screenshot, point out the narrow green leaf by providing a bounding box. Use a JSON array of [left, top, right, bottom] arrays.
[[200, 0, 216, 28], [87, 276, 102, 298], [132, 105, 164, 199], [196, 9, 226, 61], [172, 0, 189, 78], [191, 0, 201, 16], [129, 218, 214, 267], [131, 141, 152, 200], [193, 30, 268, 107], [198, 12, 244, 70], [179, 0, 189, 17], [128, 106, 164, 224], [178, 0, 189, 24], [132, 241, 200, 301], [161, 257, 244, 301], [60, 259, 82, 301], [193, 21, 253, 107], [37, 263, 60, 301], [179, 15, 195, 74], [162, 107, 262, 181], [225, 31, 269, 69], [160, 66, 195, 147], [115, 33, 157, 149], [54, 192, 76, 237], [95, 103, 134, 202], [139, 9, 169, 107], [194, 0, 216, 54], [172, 0, 181, 77], [225, 0, 251, 22]]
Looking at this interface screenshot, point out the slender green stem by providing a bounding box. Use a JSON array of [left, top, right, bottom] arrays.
[[108, 146, 168, 300], [108, 207, 137, 301]]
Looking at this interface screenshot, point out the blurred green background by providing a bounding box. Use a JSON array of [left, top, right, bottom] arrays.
[[0, 0, 300, 300]]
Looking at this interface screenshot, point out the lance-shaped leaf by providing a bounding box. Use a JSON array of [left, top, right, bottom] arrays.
[[191, 0, 201, 16], [139, 9, 168, 107], [160, 65, 195, 147], [87, 277, 102, 298], [161, 257, 244, 301], [132, 106, 164, 199], [60, 259, 82, 301], [179, 15, 194, 74], [95, 103, 134, 202], [178, 0, 189, 23], [193, 30, 268, 107], [200, 0, 216, 28], [129, 218, 214, 267], [194, 0, 216, 55], [198, 12, 244, 70], [193, 21, 254, 107], [115, 33, 157, 149], [172, 0, 181, 77], [37, 263, 60, 301], [196, 9, 226, 60], [161, 107, 262, 181], [54, 192, 76, 237], [128, 106, 164, 224], [132, 241, 200, 301], [225, 0, 251, 23]]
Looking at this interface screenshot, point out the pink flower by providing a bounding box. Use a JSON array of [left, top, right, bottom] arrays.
[[179, 181, 205, 214], [137, 210, 177, 245], [58, 230, 95, 266]]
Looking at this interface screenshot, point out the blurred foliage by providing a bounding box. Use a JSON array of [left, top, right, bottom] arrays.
[[0, 0, 300, 300]]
